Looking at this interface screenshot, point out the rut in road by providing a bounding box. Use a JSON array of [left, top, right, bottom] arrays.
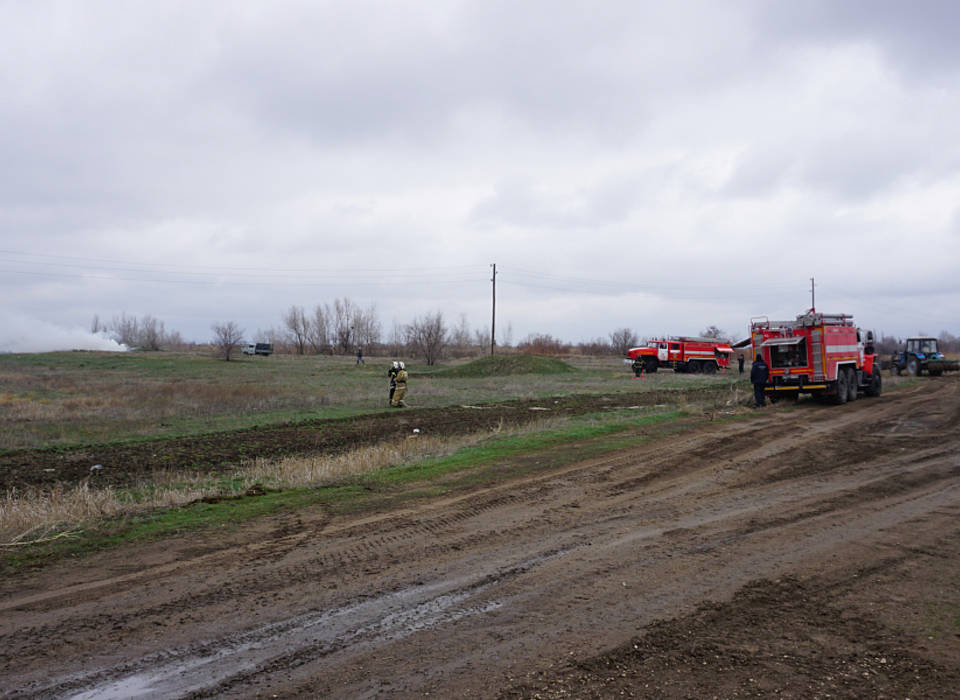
[[2, 380, 958, 698]]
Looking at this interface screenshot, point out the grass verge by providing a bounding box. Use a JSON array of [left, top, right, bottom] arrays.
[[0, 406, 715, 574]]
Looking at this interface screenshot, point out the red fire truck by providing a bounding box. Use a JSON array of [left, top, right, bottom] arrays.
[[626, 337, 733, 376], [750, 310, 882, 403]]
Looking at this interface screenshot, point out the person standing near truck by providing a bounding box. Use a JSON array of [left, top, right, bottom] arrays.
[[750, 353, 769, 408]]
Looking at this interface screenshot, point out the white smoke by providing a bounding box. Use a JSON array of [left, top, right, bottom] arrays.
[[0, 312, 128, 353]]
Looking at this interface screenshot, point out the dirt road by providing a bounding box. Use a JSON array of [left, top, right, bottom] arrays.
[[2, 380, 959, 698]]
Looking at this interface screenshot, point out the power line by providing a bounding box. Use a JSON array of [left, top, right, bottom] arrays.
[[0, 249, 482, 275], [0, 268, 486, 288]]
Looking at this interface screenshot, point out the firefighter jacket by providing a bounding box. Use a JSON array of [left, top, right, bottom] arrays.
[[750, 359, 769, 385]]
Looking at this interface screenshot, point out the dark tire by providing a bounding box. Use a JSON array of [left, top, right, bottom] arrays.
[[847, 368, 859, 402], [866, 366, 882, 397], [687, 361, 700, 374], [833, 372, 848, 405], [907, 357, 919, 376], [645, 359, 658, 373], [704, 361, 717, 374]]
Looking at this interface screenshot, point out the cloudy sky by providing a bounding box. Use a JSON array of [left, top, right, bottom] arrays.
[[2, 0, 958, 350]]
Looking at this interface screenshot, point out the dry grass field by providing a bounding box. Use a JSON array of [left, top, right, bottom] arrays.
[[0, 350, 723, 451]]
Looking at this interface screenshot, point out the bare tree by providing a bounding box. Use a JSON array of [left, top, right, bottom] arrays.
[[90, 314, 103, 334], [579, 337, 612, 355], [138, 315, 164, 351], [163, 329, 185, 350], [407, 311, 447, 366], [283, 305, 309, 355], [212, 321, 244, 361], [939, 330, 958, 354], [700, 325, 727, 340], [110, 313, 140, 347], [352, 302, 381, 348], [518, 333, 566, 356], [332, 298, 357, 354], [609, 328, 639, 356], [308, 303, 331, 354], [255, 328, 276, 343], [473, 326, 491, 352], [449, 313, 472, 354], [387, 320, 407, 357]]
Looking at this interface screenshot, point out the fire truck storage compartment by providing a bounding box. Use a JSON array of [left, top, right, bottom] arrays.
[[762, 336, 808, 369]]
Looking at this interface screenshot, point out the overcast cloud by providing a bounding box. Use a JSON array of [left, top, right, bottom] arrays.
[[2, 0, 958, 350]]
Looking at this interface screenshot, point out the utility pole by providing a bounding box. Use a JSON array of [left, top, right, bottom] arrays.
[[490, 263, 497, 355], [810, 277, 816, 311]]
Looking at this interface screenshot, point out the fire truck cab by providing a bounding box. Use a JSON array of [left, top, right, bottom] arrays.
[[750, 310, 882, 404]]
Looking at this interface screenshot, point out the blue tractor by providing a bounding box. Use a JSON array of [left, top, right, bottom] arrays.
[[890, 337, 959, 376]]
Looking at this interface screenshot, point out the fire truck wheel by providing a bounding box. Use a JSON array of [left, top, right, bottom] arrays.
[[645, 360, 658, 373], [833, 372, 848, 405], [687, 361, 700, 374], [846, 368, 858, 402], [704, 362, 717, 374]]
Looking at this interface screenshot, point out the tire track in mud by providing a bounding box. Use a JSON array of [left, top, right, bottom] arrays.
[[2, 380, 959, 698], [0, 385, 947, 637]]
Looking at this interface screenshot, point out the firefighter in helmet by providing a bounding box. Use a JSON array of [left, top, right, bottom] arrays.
[[388, 361, 399, 404], [391, 362, 408, 408]]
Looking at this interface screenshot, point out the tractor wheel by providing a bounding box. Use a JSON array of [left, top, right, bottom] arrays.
[[866, 366, 882, 397], [846, 368, 858, 402], [907, 357, 919, 376], [833, 372, 848, 405]]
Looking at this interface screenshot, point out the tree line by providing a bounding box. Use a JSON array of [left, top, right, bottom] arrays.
[[92, 309, 960, 364]]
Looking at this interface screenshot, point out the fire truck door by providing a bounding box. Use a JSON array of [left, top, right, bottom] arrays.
[[658, 343, 668, 362]]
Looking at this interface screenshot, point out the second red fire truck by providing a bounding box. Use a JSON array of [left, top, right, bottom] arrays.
[[750, 309, 882, 404], [626, 337, 733, 376]]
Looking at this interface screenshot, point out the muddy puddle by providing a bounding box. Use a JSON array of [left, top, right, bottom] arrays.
[[45, 550, 571, 699]]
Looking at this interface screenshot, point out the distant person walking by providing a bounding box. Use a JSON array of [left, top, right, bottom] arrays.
[[738, 353, 745, 374], [391, 362, 408, 408], [750, 353, 769, 408], [356, 346, 364, 365]]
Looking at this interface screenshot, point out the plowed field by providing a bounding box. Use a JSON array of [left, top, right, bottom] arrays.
[[2, 379, 959, 698]]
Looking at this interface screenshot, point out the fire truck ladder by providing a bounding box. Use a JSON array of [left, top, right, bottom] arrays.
[[811, 328, 824, 380]]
